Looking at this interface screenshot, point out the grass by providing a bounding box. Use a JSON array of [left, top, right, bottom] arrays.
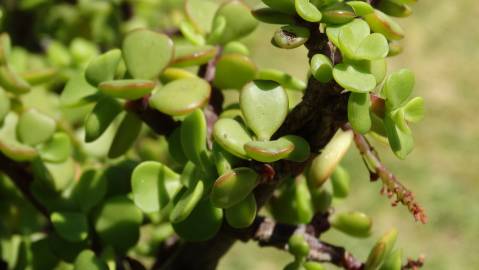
[[219, 1, 479, 269]]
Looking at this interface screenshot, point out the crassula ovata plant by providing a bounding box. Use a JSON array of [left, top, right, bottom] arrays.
[[0, 0, 427, 269]]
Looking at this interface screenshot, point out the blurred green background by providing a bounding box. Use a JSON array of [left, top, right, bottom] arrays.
[[220, 1, 479, 269]]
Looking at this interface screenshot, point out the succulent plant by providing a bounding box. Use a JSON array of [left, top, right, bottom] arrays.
[[0, 0, 427, 269]]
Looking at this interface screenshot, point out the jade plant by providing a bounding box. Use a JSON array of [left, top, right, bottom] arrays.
[[0, 0, 427, 269]]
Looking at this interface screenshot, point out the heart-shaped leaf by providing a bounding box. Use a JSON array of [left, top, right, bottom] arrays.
[[74, 250, 108, 270], [98, 79, 156, 100], [225, 194, 257, 229], [108, 112, 142, 159], [210, 1, 258, 45], [327, 19, 370, 49], [0, 66, 31, 94], [244, 139, 294, 163], [273, 25, 310, 49], [213, 118, 252, 159], [185, 0, 219, 34], [122, 29, 174, 79], [70, 169, 107, 213], [295, 0, 322, 22], [403, 96, 424, 123], [330, 211, 372, 238], [213, 53, 257, 89], [281, 135, 311, 162], [51, 212, 88, 242], [84, 96, 122, 143], [348, 92, 372, 133], [333, 63, 376, 93], [169, 180, 205, 223], [180, 109, 207, 168], [172, 199, 223, 242], [60, 72, 99, 107], [364, 9, 404, 40], [310, 54, 333, 83], [309, 129, 353, 187], [149, 77, 211, 116], [240, 80, 288, 140], [383, 68, 415, 108], [131, 161, 181, 213], [39, 132, 71, 163], [85, 49, 122, 86], [355, 33, 389, 60], [256, 69, 306, 91], [210, 167, 259, 209], [17, 109, 56, 146], [94, 196, 143, 253]]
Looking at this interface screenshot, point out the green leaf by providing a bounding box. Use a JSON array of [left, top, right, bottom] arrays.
[[94, 196, 143, 253], [172, 199, 223, 242], [281, 135, 311, 162], [365, 229, 398, 270], [310, 54, 333, 83], [295, 0, 322, 22], [39, 132, 72, 163], [172, 45, 218, 68], [98, 79, 156, 100], [330, 211, 372, 238], [108, 112, 142, 159], [85, 49, 122, 86], [379, 249, 403, 270], [74, 250, 108, 270], [288, 233, 310, 258], [0, 32, 11, 65], [122, 29, 174, 79], [347, 1, 374, 16], [179, 21, 206, 46], [17, 109, 56, 146], [383, 69, 415, 108], [131, 161, 181, 213], [273, 25, 310, 49], [304, 262, 326, 270], [184, 0, 219, 34], [20, 68, 57, 86], [321, 3, 355, 25], [262, 0, 296, 15], [210, 167, 259, 209], [384, 114, 414, 159], [169, 180, 205, 223], [213, 53, 257, 89], [330, 165, 350, 198], [60, 72, 99, 107], [210, 0, 258, 44], [355, 33, 389, 60], [244, 139, 294, 163], [364, 10, 405, 40], [0, 88, 11, 123], [0, 113, 38, 161], [181, 109, 208, 168], [168, 127, 188, 165], [51, 212, 89, 242], [225, 194, 257, 229], [213, 118, 253, 159], [348, 92, 372, 133], [391, 107, 410, 134], [327, 19, 370, 49], [159, 67, 197, 84], [0, 66, 31, 94], [403, 96, 424, 123], [377, 1, 412, 18], [70, 169, 107, 213], [84, 96, 122, 143], [149, 78, 211, 116], [32, 157, 75, 192], [333, 63, 376, 93], [256, 69, 306, 91], [240, 80, 288, 140], [223, 41, 250, 56], [309, 129, 353, 187], [252, 8, 296, 25]]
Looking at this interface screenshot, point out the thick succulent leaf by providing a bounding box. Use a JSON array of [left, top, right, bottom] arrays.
[[333, 63, 376, 93], [330, 165, 350, 198], [84, 96, 122, 143], [326, 19, 370, 49], [384, 114, 414, 159], [17, 109, 56, 146], [0, 66, 31, 94], [295, 0, 322, 22], [0, 113, 38, 161], [93, 196, 143, 253], [252, 8, 296, 25], [51, 212, 88, 242], [365, 229, 398, 270], [348, 92, 372, 133], [70, 169, 107, 213], [244, 139, 294, 163], [383, 69, 415, 108], [330, 211, 372, 238], [85, 49, 122, 86], [364, 10, 405, 40], [159, 67, 197, 84], [309, 129, 353, 187], [0, 88, 10, 123], [256, 69, 306, 91], [403, 96, 424, 123], [122, 29, 174, 79], [180, 109, 208, 167], [377, 1, 412, 18], [240, 80, 288, 140], [39, 132, 72, 163], [131, 161, 181, 213], [210, 1, 258, 45], [225, 194, 257, 229], [310, 54, 333, 83], [281, 135, 311, 162], [321, 2, 355, 25], [168, 127, 188, 165], [223, 41, 250, 56], [98, 79, 156, 100], [262, 0, 296, 14], [355, 33, 389, 60], [213, 53, 257, 89], [379, 249, 403, 270], [74, 250, 108, 270], [60, 72, 99, 107], [347, 1, 374, 16], [20, 68, 57, 86], [172, 45, 218, 68], [185, 0, 219, 34], [213, 118, 252, 159], [210, 167, 259, 209], [172, 199, 223, 242], [273, 25, 310, 49], [179, 21, 206, 46], [169, 180, 205, 223], [0, 32, 11, 64], [149, 78, 211, 116], [108, 112, 142, 159]]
